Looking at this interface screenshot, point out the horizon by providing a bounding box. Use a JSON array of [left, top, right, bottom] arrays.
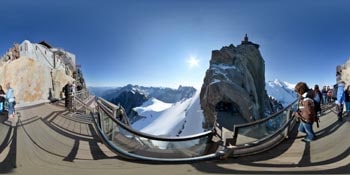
[[1, 0, 349, 89]]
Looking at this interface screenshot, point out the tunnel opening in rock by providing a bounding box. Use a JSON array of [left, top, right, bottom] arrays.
[[215, 101, 247, 131]]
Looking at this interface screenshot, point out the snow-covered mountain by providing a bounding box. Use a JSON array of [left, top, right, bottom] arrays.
[[266, 79, 297, 107], [96, 84, 196, 103], [132, 91, 205, 137], [90, 80, 297, 137]]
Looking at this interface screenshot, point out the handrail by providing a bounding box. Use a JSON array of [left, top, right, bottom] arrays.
[[96, 97, 130, 125], [234, 99, 297, 128], [92, 92, 298, 160], [234, 115, 295, 149], [91, 112, 220, 162], [73, 95, 94, 113], [218, 99, 299, 158], [96, 97, 213, 141], [231, 99, 298, 145], [92, 96, 222, 161]]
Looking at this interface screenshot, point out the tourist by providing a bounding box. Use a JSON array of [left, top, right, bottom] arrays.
[[321, 86, 327, 105], [313, 85, 322, 116], [0, 85, 5, 112], [5, 83, 16, 119], [62, 81, 73, 111], [344, 85, 350, 118], [72, 81, 76, 96], [326, 86, 332, 103], [292, 82, 316, 142], [335, 81, 345, 122]]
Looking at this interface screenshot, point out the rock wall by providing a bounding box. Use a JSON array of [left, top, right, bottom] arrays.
[[339, 59, 350, 84], [200, 40, 272, 128], [0, 57, 73, 105]]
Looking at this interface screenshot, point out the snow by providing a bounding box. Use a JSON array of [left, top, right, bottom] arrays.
[[134, 98, 172, 113], [211, 63, 237, 70], [132, 91, 205, 136], [131, 79, 297, 137], [266, 79, 297, 107]]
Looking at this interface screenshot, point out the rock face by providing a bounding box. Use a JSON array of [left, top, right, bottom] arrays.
[[110, 89, 149, 115], [0, 40, 86, 105], [0, 57, 73, 104], [200, 36, 272, 128], [338, 59, 350, 84]]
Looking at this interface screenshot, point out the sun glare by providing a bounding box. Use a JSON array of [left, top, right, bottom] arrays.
[[187, 56, 199, 68]]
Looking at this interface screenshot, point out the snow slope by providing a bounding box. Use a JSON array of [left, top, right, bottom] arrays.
[[129, 79, 297, 137], [266, 79, 297, 107], [132, 91, 205, 136]]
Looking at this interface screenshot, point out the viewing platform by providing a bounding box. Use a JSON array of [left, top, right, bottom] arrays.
[[0, 100, 348, 174]]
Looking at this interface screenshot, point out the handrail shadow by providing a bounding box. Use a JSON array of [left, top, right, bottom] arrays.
[[0, 120, 18, 174], [17, 107, 119, 162]]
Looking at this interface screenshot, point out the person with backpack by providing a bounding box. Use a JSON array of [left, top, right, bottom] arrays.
[[344, 85, 350, 118], [292, 82, 316, 142], [313, 85, 322, 115], [62, 81, 73, 111], [0, 85, 5, 112], [332, 84, 338, 101], [313, 85, 322, 128]]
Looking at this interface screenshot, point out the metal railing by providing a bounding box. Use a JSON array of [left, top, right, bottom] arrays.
[[74, 90, 299, 161], [92, 97, 220, 162], [71, 89, 95, 114], [223, 99, 298, 157]]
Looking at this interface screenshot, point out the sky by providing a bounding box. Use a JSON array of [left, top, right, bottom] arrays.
[[1, 0, 350, 89]]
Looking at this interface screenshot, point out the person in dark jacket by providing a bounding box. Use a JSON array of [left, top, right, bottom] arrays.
[[293, 82, 316, 142], [344, 85, 350, 117], [313, 85, 322, 116], [62, 81, 73, 111], [0, 85, 5, 112], [321, 86, 327, 105]]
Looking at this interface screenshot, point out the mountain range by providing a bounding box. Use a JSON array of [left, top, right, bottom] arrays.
[[88, 80, 297, 136]]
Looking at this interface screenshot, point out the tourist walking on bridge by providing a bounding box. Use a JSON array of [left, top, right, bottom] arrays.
[[62, 81, 73, 111], [336, 81, 345, 122], [321, 86, 327, 105], [5, 83, 16, 119], [293, 82, 316, 142], [0, 85, 5, 112], [313, 85, 322, 116], [344, 85, 350, 118]]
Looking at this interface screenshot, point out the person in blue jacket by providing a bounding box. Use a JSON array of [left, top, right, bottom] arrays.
[[5, 83, 16, 119], [336, 81, 345, 122]]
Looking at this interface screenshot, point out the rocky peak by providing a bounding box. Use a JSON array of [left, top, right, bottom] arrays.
[[200, 36, 272, 129]]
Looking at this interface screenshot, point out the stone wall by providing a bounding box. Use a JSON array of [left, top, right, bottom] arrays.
[[0, 57, 73, 105]]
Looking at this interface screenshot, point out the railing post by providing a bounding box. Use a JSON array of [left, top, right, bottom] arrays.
[[284, 109, 290, 139], [232, 126, 238, 146]]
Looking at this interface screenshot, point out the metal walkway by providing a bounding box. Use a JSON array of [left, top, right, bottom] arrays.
[[0, 101, 349, 174]]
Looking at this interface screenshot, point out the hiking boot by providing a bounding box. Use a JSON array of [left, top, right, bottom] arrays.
[[301, 138, 313, 142]]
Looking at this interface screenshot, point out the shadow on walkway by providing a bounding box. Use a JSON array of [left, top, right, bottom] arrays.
[[0, 118, 18, 174]]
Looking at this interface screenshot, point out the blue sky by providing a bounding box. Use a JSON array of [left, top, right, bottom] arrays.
[[1, 0, 350, 88]]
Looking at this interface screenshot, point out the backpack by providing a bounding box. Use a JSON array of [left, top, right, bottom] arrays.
[[332, 84, 338, 100]]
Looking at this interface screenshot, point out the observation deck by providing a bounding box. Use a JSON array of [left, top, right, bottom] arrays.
[[0, 92, 348, 174]]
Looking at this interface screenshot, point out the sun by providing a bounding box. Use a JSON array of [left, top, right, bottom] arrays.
[[187, 56, 199, 68]]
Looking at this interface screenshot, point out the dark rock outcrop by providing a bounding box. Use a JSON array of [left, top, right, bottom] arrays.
[[110, 89, 149, 115], [200, 36, 272, 128]]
